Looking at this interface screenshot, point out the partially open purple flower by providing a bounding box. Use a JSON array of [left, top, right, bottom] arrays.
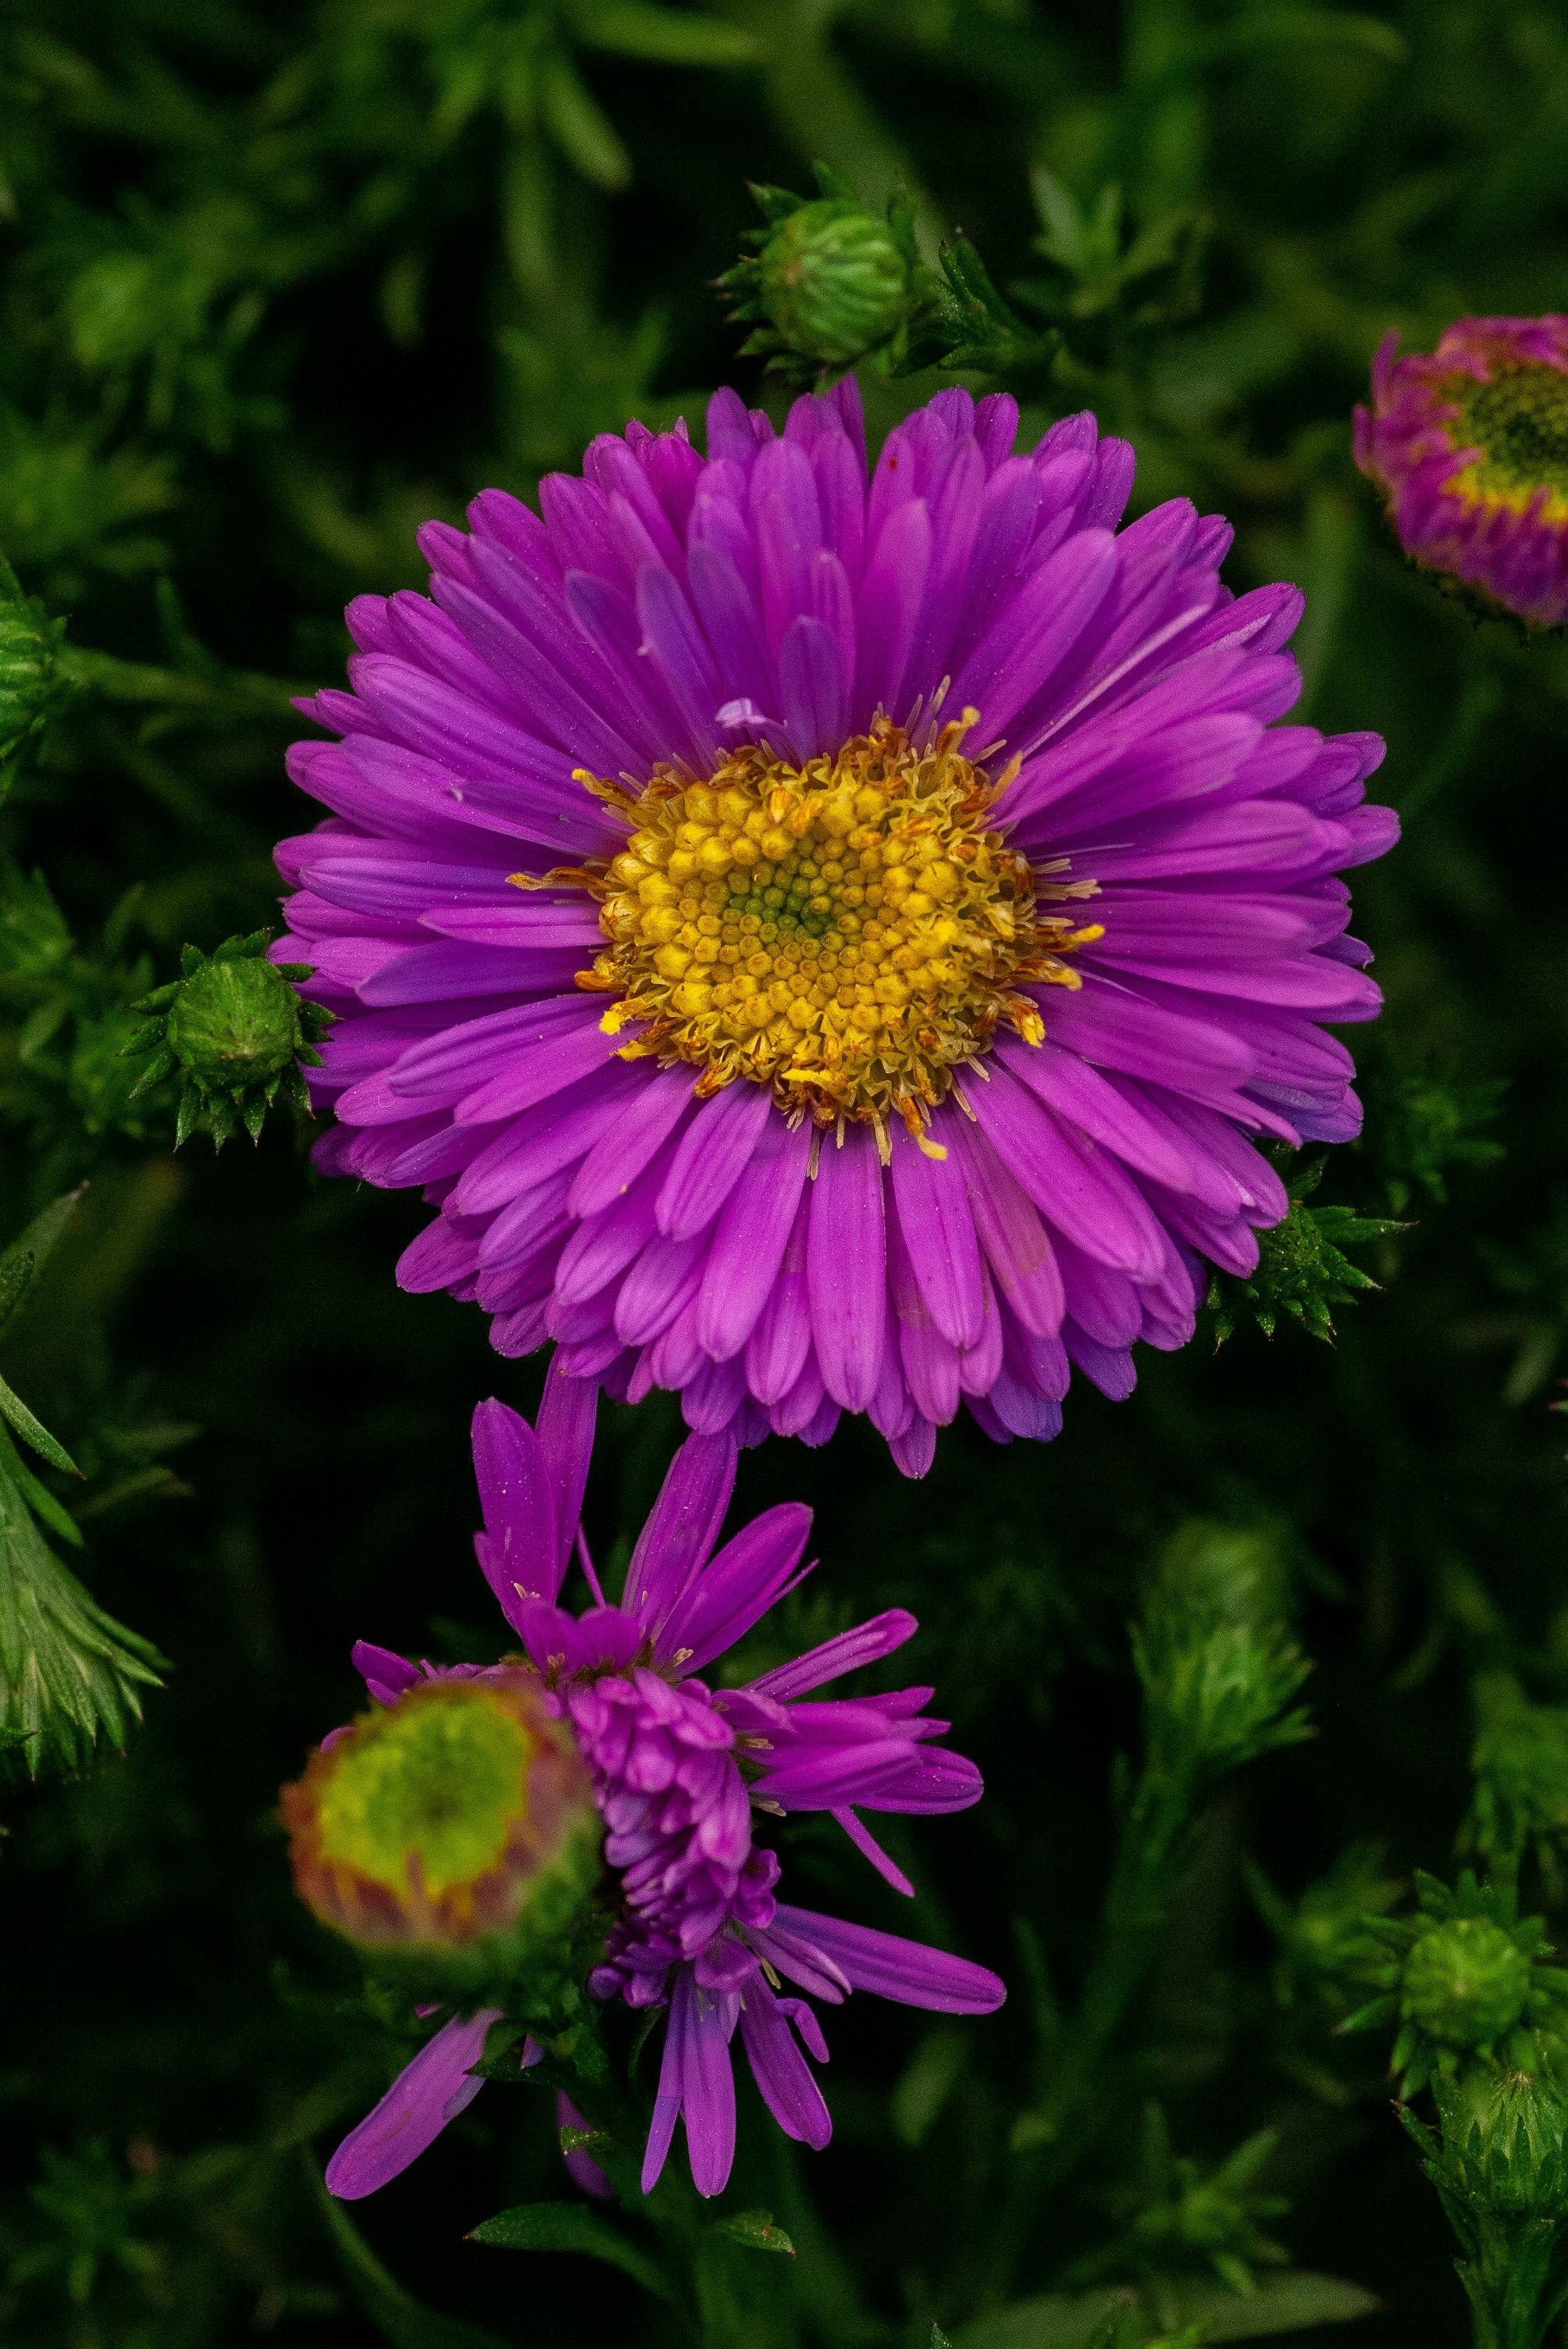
[[1355, 315, 1568, 627], [277, 378, 1394, 1472], [314, 1379, 1001, 2204]]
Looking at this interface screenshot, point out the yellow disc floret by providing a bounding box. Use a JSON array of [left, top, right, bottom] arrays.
[[518, 714, 1101, 1153]]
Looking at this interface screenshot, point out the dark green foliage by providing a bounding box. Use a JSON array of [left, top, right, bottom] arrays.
[[0, 1196, 163, 1778], [0, 0, 1566, 2344]]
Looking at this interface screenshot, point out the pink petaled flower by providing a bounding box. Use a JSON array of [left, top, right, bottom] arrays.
[[276, 377, 1396, 1475], [321, 1380, 1002, 2204], [1355, 315, 1568, 627]]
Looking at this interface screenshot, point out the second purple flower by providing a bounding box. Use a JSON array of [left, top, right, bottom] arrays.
[[286, 1378, 1002, 2204]]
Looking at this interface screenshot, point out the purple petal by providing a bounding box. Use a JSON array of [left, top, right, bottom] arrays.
[[471, 1399, 558, 1622], [832, 1806, 915, 1897], [747, 1609, 918, 1701], [624, 1432, 737, 1631], [326, 2007, 503, 2200], [655, 1081, 775, 1242], [642, 1966, 737, 2198], [654, 1502, 814, 1674], [697, 1114, 812, 1361], [770, 1907, 1005, 2014], [351, 1640, 422, 1702], [536, 1366, 598, 1589], [737, 1977, 832, 2150], [807, 1126, 886, 1413]]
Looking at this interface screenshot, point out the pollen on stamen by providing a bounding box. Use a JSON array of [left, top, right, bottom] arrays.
[[526, 716, 1099, 1139]]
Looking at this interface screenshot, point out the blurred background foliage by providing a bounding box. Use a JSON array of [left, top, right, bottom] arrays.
[[2, 0, 1568, 2341]]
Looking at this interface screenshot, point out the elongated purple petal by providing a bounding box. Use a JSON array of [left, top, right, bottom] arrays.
[[737, 1977, 833, 2149], [642, 1966, 738, 2198], [624, 1432, 737, 1632], [654, 1503, 814, 1674], [770, 1906, 1005, 2013], [747, 1609, 918, 1700], [326, 2007, 503, 2200], [471, 1399, 557, 1623]]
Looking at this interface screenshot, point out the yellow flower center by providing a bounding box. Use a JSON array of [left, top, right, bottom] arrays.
[[1445, 358, 1568, 523], [522, 715, 1101, 1153]]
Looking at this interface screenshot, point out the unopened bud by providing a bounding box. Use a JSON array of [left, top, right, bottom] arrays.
[[283, 1670, 601, 1998], [1403, 1917, 1531, 2048], [123, 931, 333, 1148], [757, 201, 909, 366]]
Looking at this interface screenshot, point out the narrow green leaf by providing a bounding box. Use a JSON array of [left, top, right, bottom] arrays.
[[541, 54, 631, 189], [0, 1371, 80, 1475], [5, 1445, 83, 1545], [314, 2176, 519, 2349], [575, 2, 759, 66], [469, 2200, 672, 2297], [710, 2206, 796, 2256]]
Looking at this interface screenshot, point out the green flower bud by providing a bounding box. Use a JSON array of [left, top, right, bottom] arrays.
[[121, 929, 333, 1149], [166, 954, 300, 1089], [282, 1670, 602, 2001], [757, 200, 910, 366], [1403, 1916, 1532, 2048], [1452, 2069, 1568, 2216]]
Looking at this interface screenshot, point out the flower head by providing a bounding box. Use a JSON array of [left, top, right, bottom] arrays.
[[308, 1380, 1001, 2203], [282, 1666, 600, 1995], [1355, 315, 1568, 628], [277, 379, 1395, 1474]]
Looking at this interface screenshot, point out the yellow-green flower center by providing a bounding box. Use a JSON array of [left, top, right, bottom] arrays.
[[528, 715, 1100, 1152], [1448, 360, 1568, 518], [315, 1681, 534, 1901]]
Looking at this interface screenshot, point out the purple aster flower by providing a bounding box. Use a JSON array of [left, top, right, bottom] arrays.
[[1355, 315, 1568, 628], [276, 379, 1396, 1474], [305, 1382, 1002, 2203]]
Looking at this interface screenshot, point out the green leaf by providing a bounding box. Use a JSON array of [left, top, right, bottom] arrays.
[[468, 2201, 672, 2297], [0, 1189, 84, 1345], [315, 2178, 519, 2349], [957, 2272, 1377, 2349], [0, 1370, 80, 1475], [1185, 9, 1407, 68], [573, 3, 759, 66], [710, 2207, 796, 2256], [541, 54, 632, 189]]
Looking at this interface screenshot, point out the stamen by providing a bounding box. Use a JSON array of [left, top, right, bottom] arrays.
[[544, 718, 1099, 1139]]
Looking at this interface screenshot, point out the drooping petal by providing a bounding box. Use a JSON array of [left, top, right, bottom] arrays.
[[642, 1966, 738, 2198], [326, 2007, 503, 2200], [737, 1976, 833, 2149]]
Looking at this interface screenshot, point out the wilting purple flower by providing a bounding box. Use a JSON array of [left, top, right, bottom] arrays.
[[1355, 315, 1568, 628], [322, 1381, 1001, 2203], [276, 378, 1395, 1474]]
